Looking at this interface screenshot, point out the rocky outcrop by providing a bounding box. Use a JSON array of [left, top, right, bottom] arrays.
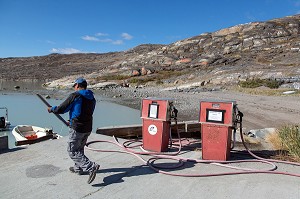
[[1, 14, 300, 88]]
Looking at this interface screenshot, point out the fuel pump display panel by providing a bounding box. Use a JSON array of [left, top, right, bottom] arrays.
[[148, 104, 159, 119], [206, 109, 226, 124]]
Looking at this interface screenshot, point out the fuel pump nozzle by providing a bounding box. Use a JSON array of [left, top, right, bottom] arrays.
[[169, 102, 179, 150], [231, 106, 245, 150], [235, 106, 244, 125], [169, 102, 178, 120], [237, 110, 243, 123]]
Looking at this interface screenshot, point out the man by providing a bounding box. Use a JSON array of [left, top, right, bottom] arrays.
[[47, 77, 99, 184]]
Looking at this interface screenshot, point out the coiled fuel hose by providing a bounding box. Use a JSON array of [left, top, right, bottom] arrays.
[[86, 112, 300, 178]]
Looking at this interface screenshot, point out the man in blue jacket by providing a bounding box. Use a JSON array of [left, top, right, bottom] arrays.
[[48, 77, 99, 184]]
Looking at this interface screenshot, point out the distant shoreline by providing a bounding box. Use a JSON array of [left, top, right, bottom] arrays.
[[2, 81, 300, 133]]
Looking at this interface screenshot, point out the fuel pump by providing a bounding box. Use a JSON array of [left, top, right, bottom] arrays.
[[199, 100, 237, 161], [141, 97, 177, 152]]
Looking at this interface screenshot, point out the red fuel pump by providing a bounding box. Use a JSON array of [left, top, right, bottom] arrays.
[[141, 98, 177, 152], [199, 100, 237, 161]]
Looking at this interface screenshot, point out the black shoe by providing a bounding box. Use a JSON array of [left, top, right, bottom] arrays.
[[69, 167, 84, 175], [87, 164, 100, 184]]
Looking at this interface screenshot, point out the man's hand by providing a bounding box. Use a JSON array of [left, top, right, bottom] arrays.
[[47, 107, 52, 113]]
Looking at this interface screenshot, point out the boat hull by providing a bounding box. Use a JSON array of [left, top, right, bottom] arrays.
[[12, 125, 59, 146]]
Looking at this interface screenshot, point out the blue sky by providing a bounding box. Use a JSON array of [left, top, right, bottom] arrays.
[[1, 0, 300, 58]]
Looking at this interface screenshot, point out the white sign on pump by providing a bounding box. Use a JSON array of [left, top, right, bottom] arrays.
[[148, 124, 158, 135], [208, 110, 223, 122]]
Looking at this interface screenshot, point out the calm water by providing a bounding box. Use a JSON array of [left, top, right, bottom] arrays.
[[0, 92, 141, 149]]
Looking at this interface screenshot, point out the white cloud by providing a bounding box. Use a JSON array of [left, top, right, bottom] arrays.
[[112, 40, 123, 45], [99, 38, 113, 43], [46, 40, 56, 44], [95, 32, 109, 36], [81, 32, 129, 45], [121, 33, 133, 40], [81, 35, 99, 41], [50, 48, 82, 54]]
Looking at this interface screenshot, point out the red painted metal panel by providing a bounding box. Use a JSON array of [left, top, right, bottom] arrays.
[[201, 124, 232, 160], [199, 100, 236, 126], [142, 119, 170, 152]]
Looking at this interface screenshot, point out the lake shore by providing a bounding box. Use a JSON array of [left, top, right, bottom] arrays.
[[2, 83, 300, 133]]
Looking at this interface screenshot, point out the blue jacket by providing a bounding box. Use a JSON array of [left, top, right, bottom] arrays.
[[51, 90, 96, 133]]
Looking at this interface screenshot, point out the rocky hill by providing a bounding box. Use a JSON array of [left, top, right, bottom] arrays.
[[1, 14, 300, 88]]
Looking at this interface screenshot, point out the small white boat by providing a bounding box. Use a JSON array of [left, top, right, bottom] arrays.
[[0, 107, 11, 131], [12, 125, 60, 146]]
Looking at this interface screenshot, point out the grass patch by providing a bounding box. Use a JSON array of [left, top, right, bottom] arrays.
[[234, 86, 300, 96], [95, 69, 186, 85], [128, 70, 186, 85], [265, 132, 283, 150], [239, 78, 281, 89], [96, 74, 129, 81], [156, 70, 185, 79], [267, 124, 300, 162], [128, 77, 154, 84], [277, 124, 300, 160]]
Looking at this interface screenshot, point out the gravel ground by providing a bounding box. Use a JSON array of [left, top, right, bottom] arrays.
[[93, 86, 300, 133]]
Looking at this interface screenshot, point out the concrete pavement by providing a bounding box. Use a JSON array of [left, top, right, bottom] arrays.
[[0, 133, 299, 199]]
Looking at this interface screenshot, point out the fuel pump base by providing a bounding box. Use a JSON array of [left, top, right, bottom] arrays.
[[201, 124, 232, 160], [142, 120, 170, 152]]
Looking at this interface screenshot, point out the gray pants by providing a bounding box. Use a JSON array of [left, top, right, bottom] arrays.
[[67, 129, 95, 173]]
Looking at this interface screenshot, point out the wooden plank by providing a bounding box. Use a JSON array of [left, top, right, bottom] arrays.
[[171, 123, 185, 133], [186, 121, 201, 132], [96, 124, 142, 138], [96, 120, 201, 138]]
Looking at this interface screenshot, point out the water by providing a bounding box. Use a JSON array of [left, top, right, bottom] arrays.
[[0, 92, 142, 149], [0, 79, 45, 90]]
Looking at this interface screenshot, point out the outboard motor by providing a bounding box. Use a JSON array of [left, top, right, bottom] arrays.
[[0, 117, 6, 128]]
